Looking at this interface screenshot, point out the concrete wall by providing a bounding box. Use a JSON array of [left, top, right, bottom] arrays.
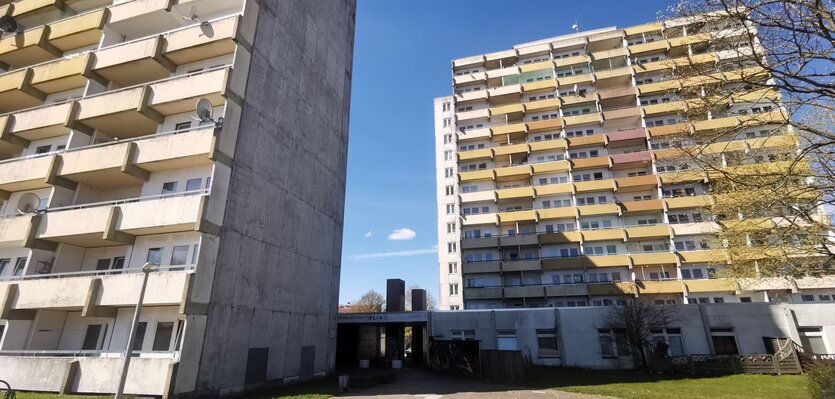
[[175, 0, 355, 397]]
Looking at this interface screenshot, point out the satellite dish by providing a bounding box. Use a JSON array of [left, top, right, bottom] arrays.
[[193, 98, 222, 127], [0, 16, 18, 34], [16, 193, 40, 214], [630, 271, 637, 282]]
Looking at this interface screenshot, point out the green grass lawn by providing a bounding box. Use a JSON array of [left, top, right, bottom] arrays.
[[243, 379, 338, 399], [528, 367, 810, 399], [15, 394, 100, 399]]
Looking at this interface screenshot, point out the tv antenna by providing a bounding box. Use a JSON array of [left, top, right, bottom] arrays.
[[192, 98, 222, 127], [571, 19, 580, 33]]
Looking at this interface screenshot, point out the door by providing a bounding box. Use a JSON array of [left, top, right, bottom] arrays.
[[82, 325, 103, 350]]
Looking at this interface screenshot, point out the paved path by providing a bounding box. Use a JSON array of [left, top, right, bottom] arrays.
[[339, 368, 607, 399]]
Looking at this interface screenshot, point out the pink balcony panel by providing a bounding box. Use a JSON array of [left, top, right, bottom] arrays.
[[611, 151, 652, 165], [607, 128, 647, 142]]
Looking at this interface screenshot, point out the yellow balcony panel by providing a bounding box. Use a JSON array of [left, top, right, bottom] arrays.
[[582, 228, 625, 242], [587, 255, 630, 268], [0, 69, 44, 113], [570, 156, 611, 170], [496, 186, 534, 200], [521, 79, 556, 92], [574, 179, 615, 193], [461, 213, 497, 226], [456, 108, 489, 121], [722, 218, 774, 232], [588, 282, 634, 295], [463, 287, 503, 300], [458, 169, 494, 182], [560, 94, 598, 107], [658, 171, 707, 184], [692, 116, 738, 132], [535, 183, 573, 197], [532, 160, 569, 174], [117, 194, 204, 235], [462, 261, 500, 274], [537, 206, 577, 220], [546, 284, 589, 297], [722, 160, 809, 177], [530, 138, 567, 152], [746, 135, 797, 151], [93, 36, 176, 87], [567, 133, 606, 148], [459, 190, 494, 204], [643, 100, 687, 116], [35, 204, 118, 247], [631, 252, 678, 266], [524, 98, 560, 113], [485, 64, 518, 79], [638, 79, 682, 95], [539, 231, 582, 244], [504, 285, 544, 299], [458, 148, 493, 161], [668, 33, 711, 48], [563, 112, 601, 127], [542, 257, 583, 271], [577, 203, 620, 216], [557, 73, 594, 87], [652, 147, 687, 160], [8, 100, 74, 141], [640, 280, 684, 295], [686, 279, 736, 293], [502, 259, 541, 272], [75, 87, 163, 138], [553, 54, 589, 68], [738, 110, 788, 127], [634, 59, 677, 74], [0, 154, 55, 192], [616, 175, 659, 191], [493, 142, 529, 157], [58, 142, 144, 189], [487, 84, 521, 97], [665, 195, 712, 210], [625, 225, 671, 241], [107, 0, 172, 26], [490, 103, 524, 116], [163, 15, 240, 65], [29, 53, 93, 94], [0, 26, 61, 69], [148, 67, 229, 115], [47, 9, 106, 51], [498, 210, 537, 223], [518, 60, 553, 74], [679, 249, 727, 264], [7, 0, 61, 17], [526, 118, 562, 132], [455, 89, 488, 103], [621, 199, 664, 213], [624, 22, 663, 36], [491, 122, 527, 136], [0, 214, 39, 248], [594, 66, 633, 80], [604, 106, 641, 120], [671, 221, 721, 236], [628, 40, 670, 55], [598, 86, 637, 100], [495, 164, 531, 180], [701, 140, 748, 155], [591, 47, 628, 61], [647, 122, 690, 137], [730, 88, 781, 103]]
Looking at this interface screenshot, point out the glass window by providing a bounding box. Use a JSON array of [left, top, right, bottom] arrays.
[[152, 322, 174, 351], [0, 258, 9, 275], [12, 258, 25, 276], [161, 182, 178, 195], [185, 178, 202, 192], [170, 245, 189, 266], [146, 248, 163, 265], [132, 322, 148, 351], [537, 329, 560, 357]]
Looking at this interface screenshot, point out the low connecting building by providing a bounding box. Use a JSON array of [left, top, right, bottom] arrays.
[[433, 16, 835, 310], [0, 0, 355, 397]]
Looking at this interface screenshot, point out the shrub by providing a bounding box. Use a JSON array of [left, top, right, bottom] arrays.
[[807, 364, 835, 399]]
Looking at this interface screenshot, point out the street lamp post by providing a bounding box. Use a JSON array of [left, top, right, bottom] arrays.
[[114, 262, 159, 399]]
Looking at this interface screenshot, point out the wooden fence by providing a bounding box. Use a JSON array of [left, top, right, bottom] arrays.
[[479, 350, 527, 383], [652, 353, 802, 374]]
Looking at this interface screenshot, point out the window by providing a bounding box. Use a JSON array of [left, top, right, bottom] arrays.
[[185, 178, 202, 192], [449, 283, 459, 296], [175, 121, 192, 131], [710, 328, 739, 355], [146, 248, 163, 265], [599, 329, 630, 358], [112, 256, 125, 270], [445, 186, 455, 196], [35, 145, 52, 154], [448, 242, 457, 253], [132, 322, 148, 351], [444, 150, 453, 161], [447, 223, 456, 234], [496, 329, 518, 351], [443, 118, 452, 128], [450, 330, 475, 340], [0, 258, 9, 275], [448, 262, 458, 274], [161, 181, 178, 195], [798, 327, 828, 354], [801, 294, 815, 302], [443, 134, 453, 144], [446, 204, 455, 214], [740, 297, 752, 303], [445, 168, 454, 178], [170, 245, 189, 266], [82, 324, 104, 350], [12, 258, 25, 276], [152, 322, 175, 351], [95, 259, 111, 271], [442, 102, 451, 112]]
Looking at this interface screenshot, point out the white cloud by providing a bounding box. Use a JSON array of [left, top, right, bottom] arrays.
[[363, 230, 373, 238], [387, 228, 416, 241], [350, 247, 437, 260]]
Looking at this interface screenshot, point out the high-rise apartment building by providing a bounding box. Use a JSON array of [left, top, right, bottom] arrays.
[[434, 18, 833, 310], [0, 0, 354, 396]]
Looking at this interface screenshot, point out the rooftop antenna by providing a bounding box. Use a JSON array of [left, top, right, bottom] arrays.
[[571, 19, 580, 33], [192, 98, 223, 128]]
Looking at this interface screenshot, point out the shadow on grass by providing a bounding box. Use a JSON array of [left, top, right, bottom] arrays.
[[526, 365, 724, 388]]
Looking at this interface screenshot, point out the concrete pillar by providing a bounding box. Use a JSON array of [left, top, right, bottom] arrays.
[[386, 279, 405, 312], [411, 289, 427, 311]]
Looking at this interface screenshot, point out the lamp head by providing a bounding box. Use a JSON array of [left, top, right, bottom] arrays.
[[142, 262, 160, 273]]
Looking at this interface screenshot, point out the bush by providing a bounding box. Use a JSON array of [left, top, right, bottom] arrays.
[[807, 364, 835, 399]]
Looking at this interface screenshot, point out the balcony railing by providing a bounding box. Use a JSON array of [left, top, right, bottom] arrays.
[[0, 265, 195, 282]]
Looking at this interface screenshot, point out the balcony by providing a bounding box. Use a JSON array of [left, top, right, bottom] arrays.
[[494, 164, 531, 180], [107, 0, 172, 26], [458, 148, 493, 161], [462, 261, 501, 274], [630, 252, 678, 266], [643, 100, 687, 116], [671, 222, 721, 236], [518, 60, 553, 73], [545, 284, 588, 297], [526, 118, 562, 132], [557, 73, 594, 87], [0, 154, 56, 192], [587, 255, 630, 268], [582, 228, 625, 242], [638, 79, 682, 95], [459, 190, 494, 203], [567, 134, 606, 148], [577, 203, 620, 216], [461, 213, 497, 226], [496, 186, 534, 200], [638, 280, 685, 294], [0, 27, 61, 69], [539, 231, 581, 244], [541, 257, 583, 270], [620, 199, 664, 213], [458, 169, 493, 182], [624, 22, 663, 36], [148, 67, 229, 116], [460, 236, 499, 250], [8, 100, 75, 141], [574, 179, 615, 193], [504, 285, 544, 298], [652, 148, 686, 160], [611, 151, 652, 169], [0, 69, 44, 112], [603, 106, 641, 120], [624, 225, 671, 240], [692, 115, 737, 132], [615, 174, 658, 191], [455, 90, 488, 103], [553, 55, 589, 68], [594, 66, 633, 80], [570, 156, 611, 170], [162, 15, 240, 65], [532, 160, 569, 174], [486, 84, 521, 97], [521, 79, 556, 92], [647, 122, 690, 137], [628, 40, 669, 55], [46, 8, 106, 52], [453, 71, 487, 86], [598, 86, 638, 100], [668, 33, 710, 48], [485, 65, 518, 79], [75, 86, 163, 139], [794, 276, 835, 290], [29, 53, 93, 94], [563, 112, 601, 126], [536, 207, 577, 220], [591, 47, 628, 61], [678, 249, 727, 264], [497, 210, 537, 223], [657, 171, 707, 184], [93, 36, 176, 87], [456, 108, 489, 121], [502, 259, 540, 272], [524, 98, 560, 113], [489, 103, 524, 116], [588, 282, 634, 295], [529, 138, 567, 152], [491, 122, 527, 136], [686, 278, 737, 293], [0, 214, 39, 247], [1, 0, 63, 17], [738, 277, 794, 292], [664, 195, 712, 210], [492, 142, 528, 157], [561, 94, 597, 107], [701, 140, 747, 155], [457, 127, 491, 141], [463, 286, 503, 300], [746, 135, 797, 151]]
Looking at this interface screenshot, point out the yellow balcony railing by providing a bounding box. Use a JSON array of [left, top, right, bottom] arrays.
[[521, 79, 556, 92], [570, 156, 611, 170], [0, 26, 61, 68], [493, 143, 529, 156], [532, 160, 569, 174], [628, 40, 669, 55], [491, 122, 527, 136], [518, 60, 553, 74], [529, 138, 567, 152], [496, 186, 534, 200], [147, 67, 230, 116], [0, 68, 44, 112], [639, 280, 685, 294], [588, 282, 634, 295], [93, 36, 176, 87], [75, 87, 163, 138], [30, 53, 93, 94], [643, 100, 687, 116], [498, 210, 537, 223], [624, 22, 663, 36], [539, 231, 582, 244], [526, 118, 562, 132], [0, 214, 39, 247], [563, 112, 601, 126], [577, 203, 620, 216], [458, 148, 493, 161], [631, 252, 678, 266], [587, 255, 630, 268], [665, 195, 712, 210], [574, 179, 615, 193], [638, 79, 682, 95], [58, 142, 147, 189], [490, 103, 524, 116], [582, 228, 625, 242], [534, 182, 573, 196], [567, 134, 607, 148], [132, 127, 216, 171], [524, 98, 560, 113], [624, 225, 671, 241], [686, 279, 737, 293], [553, 54, 589, 68], [620, 199, 664, 213], [8, 100, 75, 141], [494, 164, 531, 180], [0, 154, 56, 192], [537, 206, 577, 220], [458, 169, 494, 182], [47, 9, 106, 52], [678, 249, 727, 264]]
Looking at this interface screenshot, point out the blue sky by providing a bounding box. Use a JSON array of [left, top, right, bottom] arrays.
[[339, 0, 677, 304]]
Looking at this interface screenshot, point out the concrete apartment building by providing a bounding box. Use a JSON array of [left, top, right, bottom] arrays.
[[433, 18, 834, 310], [0, 0, 355, 397]]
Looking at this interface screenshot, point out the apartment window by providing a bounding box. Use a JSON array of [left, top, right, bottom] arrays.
[[12, 258, 25, 276], [446, 204, 455, 214], [740, 297, 752, 303], [599, 329, 630, 358], [798, 327, 828, 354], [175, 121, 192, 132], [442, 102, 451, 112], [184, 178, 202, 192], [448, 262, 458, 274], [161, 181, 178, 195], [81, 324, 104, 350], [496, 329, 518, 350], [445, 167, 454, 178], [450, 329, 475, 340], [801, 294, 815, 302], [132, 322, 148, 351], [0, 258, 10, 275], [152, 322, 175, 351], [445, 186, 455, 196], [113, 256, 125, 270], [443, 118, 452, 128], [95, 259, 111, 271], [447, 223, 456, 234], [448, 242, 457, 253], [537, 329, 560, 357], [651, 328, 684, 356], [170, 245, 189, 266], [146, 248, 163, 265], [443, 134, 454, 144], [711, 328, 739, 355], [449, 283, 459, 296], [35, 145, 52, 154], [450, 305, 460, 310]]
